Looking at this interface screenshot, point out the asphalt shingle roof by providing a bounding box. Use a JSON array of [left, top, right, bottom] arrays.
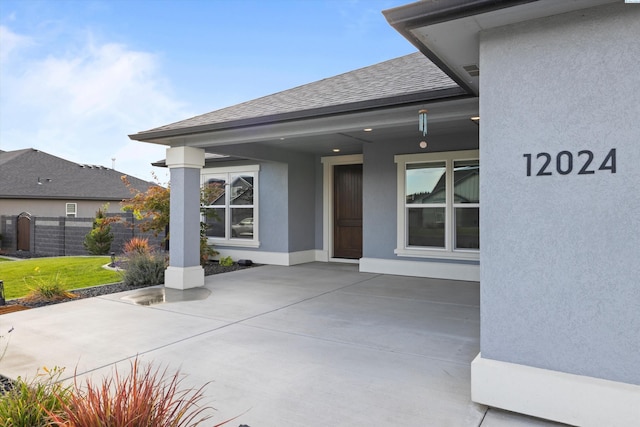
[[0, 148, 157, 200], [133, 52, 461, 138]]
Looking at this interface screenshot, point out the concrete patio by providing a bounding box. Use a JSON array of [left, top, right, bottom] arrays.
[[0, 263, 565, 426]]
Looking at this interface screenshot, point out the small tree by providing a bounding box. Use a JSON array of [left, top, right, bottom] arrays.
[[84, 205, 119, 255], [121, 174, 170, 238], [122, 175, 222, 265]]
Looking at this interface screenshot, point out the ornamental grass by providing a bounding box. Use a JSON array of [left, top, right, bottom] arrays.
[[0, 366, 73, 427], [46, 358, 235, 427]]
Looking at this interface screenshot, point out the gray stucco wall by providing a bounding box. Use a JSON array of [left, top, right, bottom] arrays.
[[479, 3, 640, 385], [362, 130, 479, 260], [208, 144, 316, 253], [257, 161, 289, 252], [169, 167, 201, 268], [287, 153, 316, 252]]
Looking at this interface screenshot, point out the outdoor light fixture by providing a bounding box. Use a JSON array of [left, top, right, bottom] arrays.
[[471, 116, 480, 125], [363, 128, 373, 132], [110, 251, 116, 267], [419, 109, 428, 136], [333, 148, 341, 153]]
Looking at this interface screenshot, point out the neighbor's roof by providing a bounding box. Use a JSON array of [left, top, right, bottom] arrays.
[[0, 148, 157, 200], [131, 52, 464, 141]]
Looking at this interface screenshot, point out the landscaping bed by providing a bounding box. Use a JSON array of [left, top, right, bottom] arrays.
[[1, 260, 259, 312]]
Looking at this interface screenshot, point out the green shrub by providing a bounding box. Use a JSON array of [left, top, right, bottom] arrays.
[[0, 366, 73, 427], [122, 252, 165, 287], [84, 206, 118, 255], [219, 256, 234, 267]]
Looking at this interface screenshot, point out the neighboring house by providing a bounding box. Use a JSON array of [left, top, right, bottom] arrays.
[[0, 148, 155, 218], [0, 148, 161, 254], [130, 1, 639, 426]]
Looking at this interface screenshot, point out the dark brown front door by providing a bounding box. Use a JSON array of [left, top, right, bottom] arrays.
[[333, 164, 362, 259], [17, 214, 30, 251]]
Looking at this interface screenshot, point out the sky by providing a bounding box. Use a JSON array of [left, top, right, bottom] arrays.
[[0, 0, 416, 182]]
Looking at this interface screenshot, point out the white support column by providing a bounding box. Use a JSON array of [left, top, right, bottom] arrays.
[[164, 146, 205, 290]]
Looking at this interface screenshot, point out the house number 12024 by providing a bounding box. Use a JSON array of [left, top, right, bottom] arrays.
[[523, 149, 616, 176]]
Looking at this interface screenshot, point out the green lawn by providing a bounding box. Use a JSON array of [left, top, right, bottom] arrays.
[[0, 257, 122, 300]]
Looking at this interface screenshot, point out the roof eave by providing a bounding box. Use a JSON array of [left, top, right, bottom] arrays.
[[129, 86, 467, 142], [382, 0, 535, 96]]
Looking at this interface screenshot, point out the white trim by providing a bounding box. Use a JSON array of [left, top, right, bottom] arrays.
[[471, 354, 640, 427], [394, 248, 479, 260], [202, 164, 260, 174], [321, 154, 364, 260], [207, 238, 260, 248], [65, 203, 77, 218], [315, 249, 330, 262], [166, 146, 205, 169], [329, 258, 360, 264], [395, 150, 479, 260], [213, 249, 317, 266], [359, 257, 479, 281], [288, 250, 318, 265], [201, 165, 259, 246], [164, 265, 205, 290]]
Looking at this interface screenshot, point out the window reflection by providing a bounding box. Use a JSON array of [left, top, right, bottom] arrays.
[[201, 171, 256, 241], [406, 162, 446, 204]]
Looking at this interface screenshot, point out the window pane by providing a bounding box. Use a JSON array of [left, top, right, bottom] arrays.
[[455, 207, 479, 249], [454, 160, 479, 203], [408, 207, 445, 248], [406, 162, 446, 204], [204, 177, 226, 206], [230, 173, 254, 205], [204, 208, 225, 238], [231, 208, 254, 239]]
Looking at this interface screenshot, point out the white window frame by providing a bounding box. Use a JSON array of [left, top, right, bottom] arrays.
[[395, 150, 479, 261], [201, 164, 260, 248], [66, 203, 77, 217]]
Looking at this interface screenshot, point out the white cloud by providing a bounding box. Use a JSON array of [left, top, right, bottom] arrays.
[[0, 25, 190, 181], [0, 25, 33, 62]]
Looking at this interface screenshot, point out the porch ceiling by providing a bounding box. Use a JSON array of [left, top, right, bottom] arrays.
[[192, 96, 478, 158]]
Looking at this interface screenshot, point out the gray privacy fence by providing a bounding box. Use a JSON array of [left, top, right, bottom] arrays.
[[0, 212, 165, 257]]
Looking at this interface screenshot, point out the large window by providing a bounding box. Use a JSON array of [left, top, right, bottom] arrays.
[[395, 150, 479, 260], [201, 165, 259, 247]]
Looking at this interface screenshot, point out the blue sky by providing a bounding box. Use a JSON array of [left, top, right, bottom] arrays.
[[0, 0, 415, 181]]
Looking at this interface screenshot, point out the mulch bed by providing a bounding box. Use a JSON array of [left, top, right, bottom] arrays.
[[0, 305, 30, 315]]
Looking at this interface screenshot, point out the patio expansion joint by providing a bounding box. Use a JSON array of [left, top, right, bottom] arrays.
[[337, 288, 481, 309]]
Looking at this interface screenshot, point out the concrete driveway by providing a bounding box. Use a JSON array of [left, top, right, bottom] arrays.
[[0, 263, 564, 426]]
